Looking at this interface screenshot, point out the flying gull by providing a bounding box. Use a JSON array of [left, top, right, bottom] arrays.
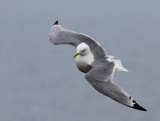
[[48, 21, 147, 111]]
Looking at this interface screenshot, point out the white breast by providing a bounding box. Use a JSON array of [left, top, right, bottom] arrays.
[[74, 53, 94, 73]]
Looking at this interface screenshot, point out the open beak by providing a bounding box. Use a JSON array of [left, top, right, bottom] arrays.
[[73, 52, 80, 58]]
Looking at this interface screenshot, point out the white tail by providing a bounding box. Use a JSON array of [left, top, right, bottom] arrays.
[[115, 59, 129, 72], [107, 55, 129, 72]]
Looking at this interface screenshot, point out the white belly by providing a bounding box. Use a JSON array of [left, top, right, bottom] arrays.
[[74, 53, 94, 73], [76, 60, 92, 73]]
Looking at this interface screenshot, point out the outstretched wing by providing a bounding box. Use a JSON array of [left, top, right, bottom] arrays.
[[48, 21, 106, 62], [85, 61, 147, 111]]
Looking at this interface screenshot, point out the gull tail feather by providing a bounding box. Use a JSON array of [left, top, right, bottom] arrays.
[[115, 59, 129, 72]]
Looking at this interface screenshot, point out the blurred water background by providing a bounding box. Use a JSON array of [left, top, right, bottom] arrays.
[[0, 0, 160, 121]]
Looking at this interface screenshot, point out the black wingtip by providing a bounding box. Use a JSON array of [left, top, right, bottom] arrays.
[[53, 21, 58, 25], [132, 100, 147, 111]]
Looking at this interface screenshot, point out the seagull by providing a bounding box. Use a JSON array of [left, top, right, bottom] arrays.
[[48, 21, 147, 111]]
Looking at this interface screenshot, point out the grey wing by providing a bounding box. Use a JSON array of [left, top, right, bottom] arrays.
[[48, 22, 106, 61], [85, 61, 147, 111], [49, 24, 79, 47]]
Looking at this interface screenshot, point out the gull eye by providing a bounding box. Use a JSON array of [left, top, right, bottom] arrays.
[[82, 49, 85, 52]]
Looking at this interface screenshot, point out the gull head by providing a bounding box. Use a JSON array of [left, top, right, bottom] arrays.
[[73, 42, 94, 73], [73, 43, 91, 58]]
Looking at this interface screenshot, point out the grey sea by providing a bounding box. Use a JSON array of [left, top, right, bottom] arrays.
[[0, 0, 159, 121]]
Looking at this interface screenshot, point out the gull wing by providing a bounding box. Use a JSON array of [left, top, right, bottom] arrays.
[[49, 21, 106, 62], [85, 61, 147, 111]]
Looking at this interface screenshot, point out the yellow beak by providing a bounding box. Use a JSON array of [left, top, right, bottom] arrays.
[[73, 52, 80, 58]]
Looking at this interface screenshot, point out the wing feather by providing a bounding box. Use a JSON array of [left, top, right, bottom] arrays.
[[49, 24, 106, 62], [85, 62, 146, 111]]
